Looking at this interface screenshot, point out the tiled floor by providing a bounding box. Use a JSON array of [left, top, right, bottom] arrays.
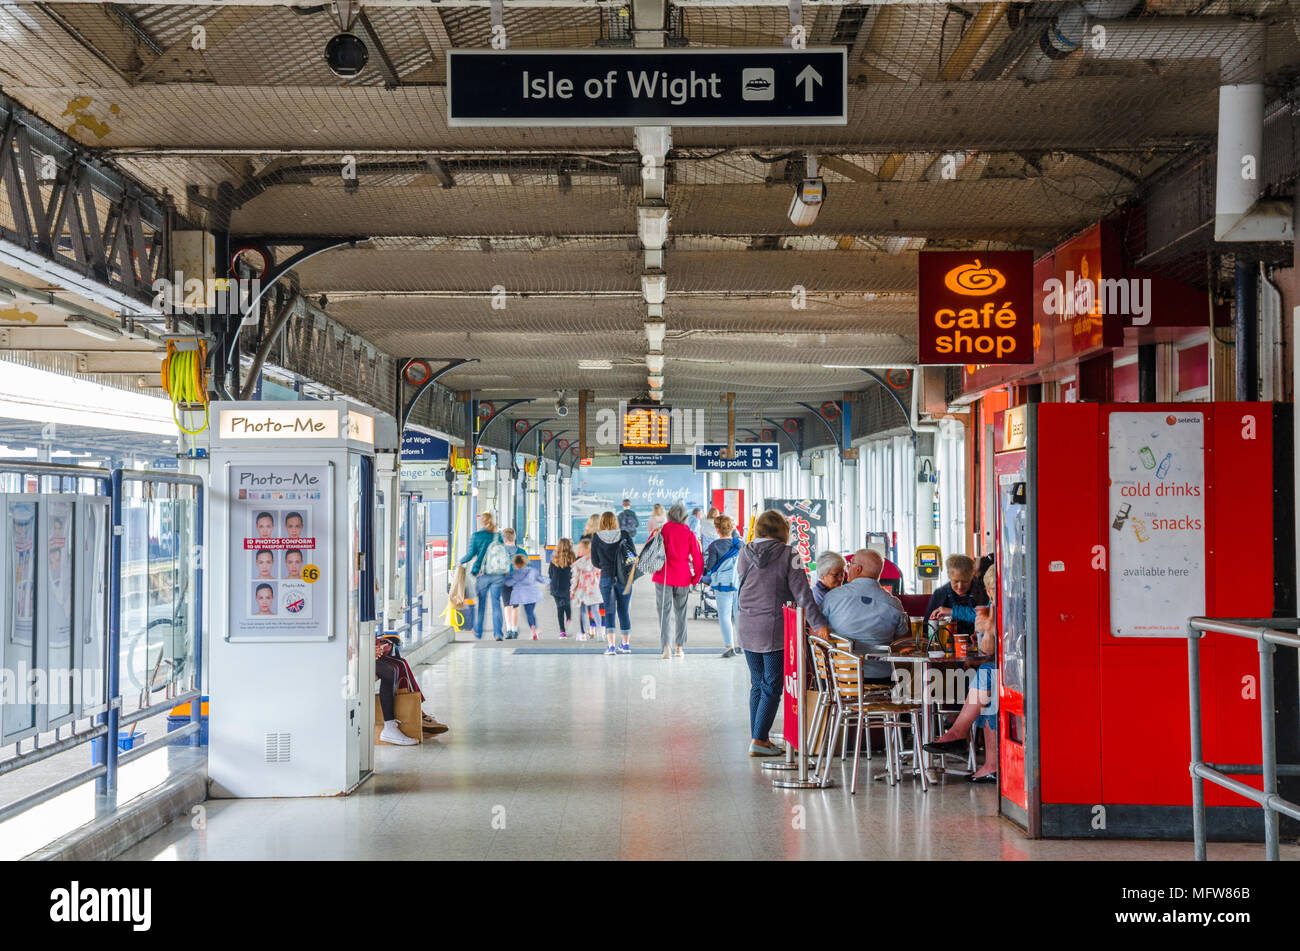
[[117, 583, 1297, 861]]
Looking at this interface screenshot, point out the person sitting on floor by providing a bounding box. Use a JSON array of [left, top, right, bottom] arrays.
[[820, 549, 910, 684], [812, 551, 846, 606], [923, 564, 999, 783], [375, 634, 448, 745]]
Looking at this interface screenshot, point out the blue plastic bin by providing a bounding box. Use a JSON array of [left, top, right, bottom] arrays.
[[166, 695, 209, 746]]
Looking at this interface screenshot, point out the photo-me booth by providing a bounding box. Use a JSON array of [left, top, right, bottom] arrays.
[[992, 401, 1298, 838], [208, 401, 377, 798]]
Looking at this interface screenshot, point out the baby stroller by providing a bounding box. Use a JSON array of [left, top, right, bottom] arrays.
[[693, 583, 719, 620]]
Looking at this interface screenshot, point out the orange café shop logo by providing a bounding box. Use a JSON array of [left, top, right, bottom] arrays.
[[943, 259, 1007, 296], [918, 251, 1032, 366]]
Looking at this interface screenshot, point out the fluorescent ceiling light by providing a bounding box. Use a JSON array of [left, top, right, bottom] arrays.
[[642, 273, 667, 305], [638, 205, 670, 250], [63, 316, 121, 342], [644, 320, 666, 350], [578, 359, 612, 371], [646, 353, 664, 373], [821, 364, 915, 370], [647, 374, 664, 388]]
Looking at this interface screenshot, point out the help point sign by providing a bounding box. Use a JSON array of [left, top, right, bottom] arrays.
[[917, 251, 1034, 365]]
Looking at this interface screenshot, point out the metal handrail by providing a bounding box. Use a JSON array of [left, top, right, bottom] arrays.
[[1186, 616, 1300, 860], [0, 461, 204, 832]]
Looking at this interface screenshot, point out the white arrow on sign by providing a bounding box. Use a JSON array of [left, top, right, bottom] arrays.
[[794, 65, 822, 102]]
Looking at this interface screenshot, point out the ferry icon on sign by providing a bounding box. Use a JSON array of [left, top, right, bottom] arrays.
[[742, 68, 775, 101]]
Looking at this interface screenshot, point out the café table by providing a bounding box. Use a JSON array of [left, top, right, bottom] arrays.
[[859, 645, 995, 782]]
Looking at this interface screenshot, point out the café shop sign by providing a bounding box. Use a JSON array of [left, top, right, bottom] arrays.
[[917, 251, 1034, 366]]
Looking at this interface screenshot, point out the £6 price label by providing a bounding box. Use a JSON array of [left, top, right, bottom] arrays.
[[301, 564, 321, 583]]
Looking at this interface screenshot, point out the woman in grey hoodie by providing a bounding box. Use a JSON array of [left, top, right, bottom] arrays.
[[735, 509, 829, 757]]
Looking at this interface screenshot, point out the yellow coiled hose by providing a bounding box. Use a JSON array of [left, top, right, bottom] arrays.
[[160, 342, 210, 435]]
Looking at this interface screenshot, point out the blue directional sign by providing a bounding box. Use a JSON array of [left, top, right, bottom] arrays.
[[447, 49, 847, 127], [694, 443, 780, 472], [621, 453, 694, 467], [401, 431, 449, 462]]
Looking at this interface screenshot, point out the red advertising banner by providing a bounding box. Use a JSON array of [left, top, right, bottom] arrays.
[[918, 250, 1034, 366], [782, 606, 800, 752], [764, 498, 826, 566]]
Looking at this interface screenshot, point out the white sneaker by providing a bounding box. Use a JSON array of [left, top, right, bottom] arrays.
[[379, 721, 417, 746], [661, 646, 672, 659]]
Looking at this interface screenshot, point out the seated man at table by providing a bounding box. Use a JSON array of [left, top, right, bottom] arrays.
[[821, 549, 911, 684], [923, 565, 998, 782], [926, 553, 989, 642], [812, 551, 846, 606]]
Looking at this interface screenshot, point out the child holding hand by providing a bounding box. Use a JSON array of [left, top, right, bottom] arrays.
[[570, 539, 604, 643], [506, 554, 546, 640]]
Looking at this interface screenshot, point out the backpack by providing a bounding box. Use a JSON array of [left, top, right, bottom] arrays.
[[481, 534, 511, 575], [709, 542, 741, 591], [615, 532, 638, 587]]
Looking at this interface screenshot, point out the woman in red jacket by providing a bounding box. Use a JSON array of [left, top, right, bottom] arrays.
[[654, 502, 704, 659]]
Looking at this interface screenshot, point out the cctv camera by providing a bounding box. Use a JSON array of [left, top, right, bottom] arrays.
[[554, 390, 569, 417], [788, 177, 825, 227], [325, 32, 368, 78]]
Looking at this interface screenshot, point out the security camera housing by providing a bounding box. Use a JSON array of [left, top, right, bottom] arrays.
[[325, 33, 369, 78], [788, 177, 825, 227]]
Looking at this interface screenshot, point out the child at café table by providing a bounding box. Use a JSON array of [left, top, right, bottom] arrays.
[[923, 565, 999, 782]]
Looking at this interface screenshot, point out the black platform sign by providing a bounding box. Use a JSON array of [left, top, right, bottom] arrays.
[[447, 48, 847, 127]]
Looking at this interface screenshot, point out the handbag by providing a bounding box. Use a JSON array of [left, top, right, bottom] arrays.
[[449, 565, 467, 607]]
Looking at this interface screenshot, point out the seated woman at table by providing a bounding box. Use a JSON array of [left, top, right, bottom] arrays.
[[812, 551, 846, 606], [922, 565, 998, 782], [926, 553, 989, 642]]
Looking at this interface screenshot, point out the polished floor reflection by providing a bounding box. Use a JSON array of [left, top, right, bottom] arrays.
[[118, 583, 1296, 861]]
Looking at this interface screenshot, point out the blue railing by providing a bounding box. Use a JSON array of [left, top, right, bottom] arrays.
[[0, 461, 203, 825]]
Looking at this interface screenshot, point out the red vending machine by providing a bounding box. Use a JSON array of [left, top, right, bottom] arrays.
[[993, 401, 1297, 839]]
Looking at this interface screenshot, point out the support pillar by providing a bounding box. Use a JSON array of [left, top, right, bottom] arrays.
[[1138, 343, 1157, 403], [1235, 259, 1259, 401]]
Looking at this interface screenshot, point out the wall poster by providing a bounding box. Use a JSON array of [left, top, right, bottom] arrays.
[[1107, 411, 1206, 636], [228, 464, 332, 640], [764, 498, 827, 567]]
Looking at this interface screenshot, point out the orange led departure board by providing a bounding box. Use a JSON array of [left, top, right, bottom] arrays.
[[620, 404, 672, 453]]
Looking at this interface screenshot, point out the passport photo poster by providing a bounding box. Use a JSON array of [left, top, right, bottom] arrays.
[[229, 464, 331, 641], [1107, 411, 1205, 636]]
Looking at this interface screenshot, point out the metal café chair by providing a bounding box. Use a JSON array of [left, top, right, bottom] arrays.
[[805, 634, 835, 782], [919, 619, 978, 775], [825, 645, 928, 793]]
